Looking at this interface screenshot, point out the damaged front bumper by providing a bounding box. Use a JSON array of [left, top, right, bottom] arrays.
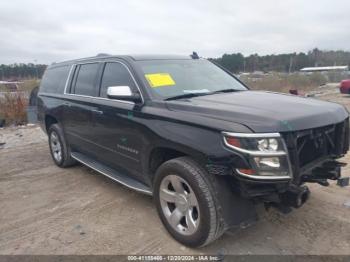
[[228, 118, 350, 212], [231, 158, 348, 214]]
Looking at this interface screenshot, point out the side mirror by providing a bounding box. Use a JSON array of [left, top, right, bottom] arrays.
[[107, 86, 141, 103]]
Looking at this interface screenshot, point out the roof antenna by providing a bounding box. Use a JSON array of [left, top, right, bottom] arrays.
[[191, 51, 199, 59], [96, 53, 110, 57]]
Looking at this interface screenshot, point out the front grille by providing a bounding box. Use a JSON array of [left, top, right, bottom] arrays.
[[297, 124, 336, 167], [282, 118, 349, 181]]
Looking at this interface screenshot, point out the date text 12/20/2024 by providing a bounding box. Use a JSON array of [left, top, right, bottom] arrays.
[[127, 255, 221, 261]]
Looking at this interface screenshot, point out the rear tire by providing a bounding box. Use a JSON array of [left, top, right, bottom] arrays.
[[48, 124, 76, 167], [153, 157, 225, 247]]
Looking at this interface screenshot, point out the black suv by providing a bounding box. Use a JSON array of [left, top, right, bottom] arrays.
[[38, 54, 349, 247]]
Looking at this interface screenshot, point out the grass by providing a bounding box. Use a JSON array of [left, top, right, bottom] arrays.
[[240, 72, 328, 93], [0, 79, 38, 126], [18, 79, 40, 92], [0, 92, 28, 126], [0, 79, 40, 92]]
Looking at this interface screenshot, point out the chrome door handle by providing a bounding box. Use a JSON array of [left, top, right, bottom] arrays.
[[91, 109, 103, 115]]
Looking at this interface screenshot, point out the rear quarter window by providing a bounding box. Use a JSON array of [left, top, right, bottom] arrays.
[[40, 65, 71, 94]]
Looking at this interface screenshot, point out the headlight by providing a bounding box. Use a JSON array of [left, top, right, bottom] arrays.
[[222, 132, 292, 180], [222, 132, 285, 155], [257, 138, 278, 152]]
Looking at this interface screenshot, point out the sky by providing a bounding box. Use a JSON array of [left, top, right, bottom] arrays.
[[0, 0, 350, 64]]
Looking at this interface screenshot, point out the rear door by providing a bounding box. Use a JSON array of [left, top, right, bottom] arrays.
[[63, 62, 102, 156], [89, 61, 146, 182]]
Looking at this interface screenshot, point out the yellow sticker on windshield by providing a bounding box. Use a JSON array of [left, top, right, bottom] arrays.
[[145, 73, 175, 88]]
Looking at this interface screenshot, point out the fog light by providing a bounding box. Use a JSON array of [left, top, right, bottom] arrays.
[[254, 157, 280, 168]]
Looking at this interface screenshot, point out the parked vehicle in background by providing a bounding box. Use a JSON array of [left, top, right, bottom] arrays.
[[340, 79, 350, 94], [37, 54, 350, 247]]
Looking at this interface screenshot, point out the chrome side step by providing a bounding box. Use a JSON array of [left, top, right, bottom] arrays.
[[71, 152, 152, 195]]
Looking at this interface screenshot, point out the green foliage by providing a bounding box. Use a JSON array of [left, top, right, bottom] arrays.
[[211, 48, 350, 73], [212, 53, 244, 73], [0, 63, 47, 80]]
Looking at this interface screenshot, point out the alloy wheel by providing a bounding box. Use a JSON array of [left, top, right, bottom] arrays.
[[50, 131, 62, 163], [159, 174, 200, 235]]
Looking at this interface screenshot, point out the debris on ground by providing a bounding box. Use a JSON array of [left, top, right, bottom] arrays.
[[0, 125, 46, 149], [0, 133, 4, 149], [344, 200, 350, 208]]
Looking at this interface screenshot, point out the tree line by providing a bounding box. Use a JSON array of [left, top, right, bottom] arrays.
[[210, 48, 350, 73], [0, 63, 47, 80], [1, 48, 350, 79]]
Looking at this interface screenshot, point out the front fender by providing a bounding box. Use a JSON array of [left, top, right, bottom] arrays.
[[140, 108, 251, 179]]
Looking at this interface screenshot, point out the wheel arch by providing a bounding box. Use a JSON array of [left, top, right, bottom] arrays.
[[146, 145, 207, 183], [44, 114, 58, 133]]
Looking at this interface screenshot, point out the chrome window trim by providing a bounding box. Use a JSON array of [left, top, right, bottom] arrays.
[[38, 92, 64, 98], [63, 93, 135, 105], [63, 60, 144, 105], [37, 92, 136, 106], [63, 64, 75, 94]]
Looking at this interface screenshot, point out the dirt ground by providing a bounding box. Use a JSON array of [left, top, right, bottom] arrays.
[[0, 90, 350, 255]]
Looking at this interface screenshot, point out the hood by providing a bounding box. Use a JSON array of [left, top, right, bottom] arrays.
[[166, 91, 349, 133]]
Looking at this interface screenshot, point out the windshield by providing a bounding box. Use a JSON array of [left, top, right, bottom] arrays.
[[137, 59, 247, 99]]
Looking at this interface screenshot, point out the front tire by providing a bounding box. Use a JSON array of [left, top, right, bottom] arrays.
[[154, 157, 225, 247], [48, 124, 76, 167]]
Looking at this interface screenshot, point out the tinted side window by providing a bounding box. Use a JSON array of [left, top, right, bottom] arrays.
[[100, 62, 136, 98], [40, 65, 70, 94], [74, 63, 99, 96]]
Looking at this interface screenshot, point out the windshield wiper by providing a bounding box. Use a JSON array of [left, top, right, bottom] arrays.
[[165, 89, 242, 101], [165, 92, 211, 101], [210, 88, 242, 94]]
